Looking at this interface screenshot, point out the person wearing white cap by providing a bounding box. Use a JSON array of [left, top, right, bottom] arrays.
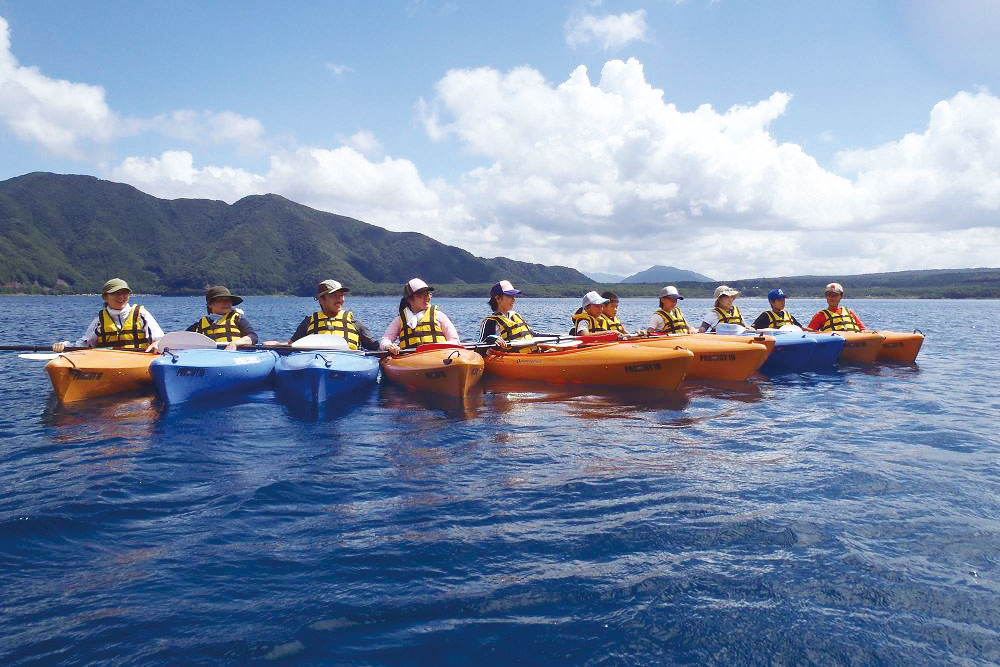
[[380, 277, 460, 355], [807, 282, 867, 332], [480, 280, 536, 350], [698, 285, 746, 333], [52, 278, 164, 352], [570, 291, 611, 335], [287, 279, 380, 350], [647, 285, 691, 334]]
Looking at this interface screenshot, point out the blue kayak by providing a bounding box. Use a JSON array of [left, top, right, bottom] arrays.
[[747, 330, 846, 373], [755, 332, 817, 374], [151, 348, 278, 404], [275, 351, 380, 405]]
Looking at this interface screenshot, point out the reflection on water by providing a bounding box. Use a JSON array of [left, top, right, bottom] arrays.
[[44, 393, 160, 446], [378, 382, 486, 421]]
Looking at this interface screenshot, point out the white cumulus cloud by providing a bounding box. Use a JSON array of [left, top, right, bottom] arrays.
[[422, 59, 1000, 277], [565, 10, 649, 50], [0, 16, 118, 157]]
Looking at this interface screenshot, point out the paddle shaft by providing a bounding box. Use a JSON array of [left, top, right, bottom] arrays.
[[0, 345, 89, 352]]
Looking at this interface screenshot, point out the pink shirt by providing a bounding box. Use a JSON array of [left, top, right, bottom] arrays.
[[379, 309, 461, 349]]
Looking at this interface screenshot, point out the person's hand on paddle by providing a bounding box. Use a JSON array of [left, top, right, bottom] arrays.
[[144, 341, 159, 352], [388, 343, 401, 356], [493, 337, 509, 349], [52, 341, 69, 352]]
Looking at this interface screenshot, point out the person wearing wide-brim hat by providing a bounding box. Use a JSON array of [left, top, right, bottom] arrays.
[[52, 278, 165, 352], [807, 282, 867, 332], [186, 285, 258, 350], [698, 285, 746, 333], [380, 277, 460, 355], [751, 288, 804, 330], [647, 285, 692, 334], [285, 279, 380, 350]]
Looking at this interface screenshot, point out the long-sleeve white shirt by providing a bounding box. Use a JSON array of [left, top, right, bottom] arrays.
[[71, 303, 164, 347]]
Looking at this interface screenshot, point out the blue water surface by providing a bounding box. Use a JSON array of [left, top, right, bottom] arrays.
[[1, 295, 999, 664]]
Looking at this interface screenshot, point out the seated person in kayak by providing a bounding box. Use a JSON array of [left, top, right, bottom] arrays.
[[480, 280, 538, 350], [751, 288, 804, 330], [287, 279, 381, 350], [698, 285, 745, 333], [570, 291, 612, 335], [600, 291, 627, 334], [380, 278, 460, 355], [187, 286, 258, 350], [807, 282, 867, 332], [53, 278, 164, 352], [647, 285, 691, 334]]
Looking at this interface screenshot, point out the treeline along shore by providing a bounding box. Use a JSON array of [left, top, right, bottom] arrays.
[[2, 172, 998, 298]]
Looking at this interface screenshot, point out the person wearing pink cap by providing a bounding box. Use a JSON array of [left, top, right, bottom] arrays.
[[380, 278, 460, 355], [480, 280, 536, 350], [647, 285, 692, 334], [807, 282, 867, 332]]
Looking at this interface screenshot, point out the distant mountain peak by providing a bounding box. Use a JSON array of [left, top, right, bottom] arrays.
[[621, 265, 713, 284]]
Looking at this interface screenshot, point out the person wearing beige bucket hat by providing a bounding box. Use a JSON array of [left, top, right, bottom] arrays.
[[52, 278, 164, 352], [698, 285, 746, 333], [380, 277, 460, 355], [185, 286, 258, 350], [283, 279, 381, 350]]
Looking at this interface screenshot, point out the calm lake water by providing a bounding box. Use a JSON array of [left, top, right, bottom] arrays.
[[1, 295, 999, 664]]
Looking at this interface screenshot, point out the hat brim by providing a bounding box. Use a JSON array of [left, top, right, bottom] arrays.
[[501, 289, 521, 296], [209, 294, 244, 305], [318, 287, 350, 296], [660, 294, 683, 300]]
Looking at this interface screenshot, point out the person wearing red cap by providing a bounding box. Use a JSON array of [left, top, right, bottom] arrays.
[[380, 278, 460, 355], [480, 280, 536, 350], [807, 282, 867, 332]]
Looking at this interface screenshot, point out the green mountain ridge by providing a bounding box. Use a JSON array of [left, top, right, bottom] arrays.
[[0, 172, 592, 295]]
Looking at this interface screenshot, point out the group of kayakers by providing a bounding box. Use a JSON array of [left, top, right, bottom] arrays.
[[51, 277, 869, 353]]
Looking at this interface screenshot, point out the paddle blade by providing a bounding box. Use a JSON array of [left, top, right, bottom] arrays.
[[18, 353, 60, 360], [291, 334, 351, 350], [154, 331, 218, 351]]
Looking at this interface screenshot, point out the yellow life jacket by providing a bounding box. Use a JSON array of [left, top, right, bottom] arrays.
[[654, 307, 689, 334], [485, 311, 532, 342], [570, 310, 606, 335], [195, 311, 243, 342], [95, 305, 149, 350], [762, 309, 795, 329], [484, 311, 535, 353], [713, 305, 744, 327], [398, 305, 447, 349], [605, 315, 626, 334], [818, 307, 860, 332], [304, 310, 361, 350]]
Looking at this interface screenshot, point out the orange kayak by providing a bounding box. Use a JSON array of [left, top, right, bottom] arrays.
[[635, 334, 770, 381], [485, 342, 694, 390], [381, 345, 484, 397], [45, 349, 156, 402], [873, 330, 924, 363], [829, 331, 885, 364]]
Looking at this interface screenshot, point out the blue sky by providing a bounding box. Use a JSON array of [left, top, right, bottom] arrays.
[[2, 1, 999, 280]]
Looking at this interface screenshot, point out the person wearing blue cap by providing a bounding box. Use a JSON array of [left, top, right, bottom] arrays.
[[480, 280, 536, 349], [751, 288, 804, 330]]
